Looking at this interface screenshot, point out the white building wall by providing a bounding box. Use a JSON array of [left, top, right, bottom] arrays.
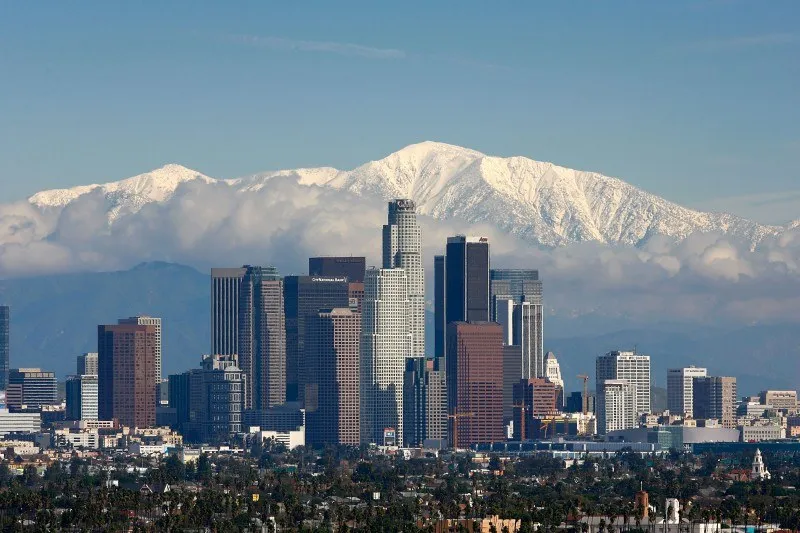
[[667, 366, 707, 416]]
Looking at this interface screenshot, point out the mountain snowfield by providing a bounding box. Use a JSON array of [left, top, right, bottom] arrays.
[[27, 141, 785, 247]]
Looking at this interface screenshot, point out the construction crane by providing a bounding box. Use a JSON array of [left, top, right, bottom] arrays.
[[577, 374, 590, 415], [448, 411, 474, 450], [511, 403, 527, 441]]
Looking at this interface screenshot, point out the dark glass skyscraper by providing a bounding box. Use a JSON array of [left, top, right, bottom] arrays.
[[211, 267, 247, 356], [434, 255, 446, 359], [284, 276, 350, 404], [0, 306, 8, 390], [308, 256, 366, 283]]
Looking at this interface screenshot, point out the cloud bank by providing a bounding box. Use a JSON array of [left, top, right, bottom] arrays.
[[2, 176, 800, 327]]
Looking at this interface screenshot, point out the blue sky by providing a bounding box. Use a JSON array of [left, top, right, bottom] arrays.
[[1, 1, 798, 221]]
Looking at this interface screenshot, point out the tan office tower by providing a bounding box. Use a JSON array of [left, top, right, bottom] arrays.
[[98, 323, 157, 428], [119, 316, 162, 380], [238, 266, 286, 410], [306, 308, 361, 446], [693, 376, 737, 429], [446, 322, 504, 447]]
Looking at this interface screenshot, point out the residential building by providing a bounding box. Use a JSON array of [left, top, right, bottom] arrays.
[[66, 374, 99, 421], [308, 256, 366, 283], [305, 308, 361, 446], [238, 265, 285, 410], [284, 275, 349, 404], [77, 352, 98, 376], [6, 368, 58, 409], [596, 350, 651, 417], [598, 379, 637, 434], [360, 268, 411, 446], [210, 267, 247, 357], [382, 199, 425, 359], [667, 366, 707, 417], [118, 316, 162, 381], [98, 323, 158, 428], [693, 376, 737, 429], [446, 322, 504, 447], [0, 306, 8, 390]]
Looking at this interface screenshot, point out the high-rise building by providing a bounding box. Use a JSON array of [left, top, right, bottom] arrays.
[[360, 268, 411, 445], [403, 357, 427, 447], [445, 236, 490, 325], [238, 266, 286, 410], [495, 297, 515, 346], [6, 368, 58, 409], [348, 282, 365, 314], [434, 255, 446, 359], [382, 199, 425, 359], [513, 301, 545, 379], [489, 269, 542, 323], [65, 374, 98, 421], [598, 379, 637, 434], [118, 316, 162, 381], [544, 352, 564, 406], [667, 366, 707, 417], [77, 352, 98, 376], [693, 376, 737, 429], [424, 358, 447, 444], [305, 308, 361, 447], [0, 306, 8, 391], [596, 350, 651, 417], [502, 345, 523, 423], [211, 267, 247, 357], [512, 377, 559, 440], [446, 322, 504, 447], [98, 323, 157, 428], [308, 256, 366, 283], [284, 276, 350, 404], [759, 390, 798, 414], [185, 354, 246, 443]]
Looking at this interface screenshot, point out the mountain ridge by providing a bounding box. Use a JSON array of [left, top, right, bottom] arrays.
[[24, 141, 786, 247]]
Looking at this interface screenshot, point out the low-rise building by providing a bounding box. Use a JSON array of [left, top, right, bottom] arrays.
[[740, 423, 784, 442]]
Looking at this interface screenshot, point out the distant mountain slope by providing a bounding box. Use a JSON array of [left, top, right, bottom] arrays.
[[26, 142, 784, 247]]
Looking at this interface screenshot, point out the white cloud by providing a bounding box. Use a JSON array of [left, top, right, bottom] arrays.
[[1, 176, 800, 326], [231, 34, 406, 59]]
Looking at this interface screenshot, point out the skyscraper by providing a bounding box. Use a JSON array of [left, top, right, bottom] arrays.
[[403, 357, 427, 447], [424, 358, 447, 444], [513, 301, 545, 379], [667, 366, 707, 417], [211, 267, 247, 356], [77, 352, 98, 376], [98, 323, 157, 427], [596, 350, 651, 417], [434, 255, 446, 359], [6, 368, 58, 409], [0, 306, 8, 391], [598, 379, 637, 434], [491, 269, 543, 378], [360, 268, 411, 445], [66, 374, 98, 421], [305, 308, 361, 446], [239, 266, 285, 410], [284, 276, 350, 404], [118, 316, 162, 381], [308, 256, 366, 283], [489, 269, 542, 322], [446, 322, 504, 447], [185, 354, 246, 443], [445, 236, 490, 325], [382, 199, 425, 359], [693, 376, 737, 429]]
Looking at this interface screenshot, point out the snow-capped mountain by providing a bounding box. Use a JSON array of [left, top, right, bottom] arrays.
[[27, 142, 785, 247]]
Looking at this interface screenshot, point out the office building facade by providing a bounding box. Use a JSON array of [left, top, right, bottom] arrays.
[[434, 255, 446, 359], [210, 267, 247, 357], [382, 199, 425, 359], [238, 266, 286, 410], [6, 368, 58, 409], [186, 354, 246, 443], [308, 256, 366, 283], [0, 306, 8, 390], [598, 379, 637, 434], [693, 376, 737, 429], [512, 377, 559, 440], [77, 352, 98, 376], [360, 268, 411, 446], [284, 275, 349, 404], [513, 302, 545, 379], [667, 366, 707, 417], [305, 308, 361, 446], [118, 316, 162, 381], [489, 269, 542, 323], [425, 358, 447, 444], [596, 350, 651, 417], [403, 357, 427, 447], [446, 322, 504, 447], [759, 390, 798, 413], [66, 374, 99, 421], [98, 323, 157, 427], [445, 236, 490, 324]]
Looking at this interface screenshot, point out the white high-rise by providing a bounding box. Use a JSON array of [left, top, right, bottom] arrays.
[[596, 350, 651, 419], [360, 268, 412, 446], [382, 199, 424, 359], [119, 316, 162, 380], [667, 366, 707, 416], [513, 301, 544, 378], [598, 379, 637, 434]]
